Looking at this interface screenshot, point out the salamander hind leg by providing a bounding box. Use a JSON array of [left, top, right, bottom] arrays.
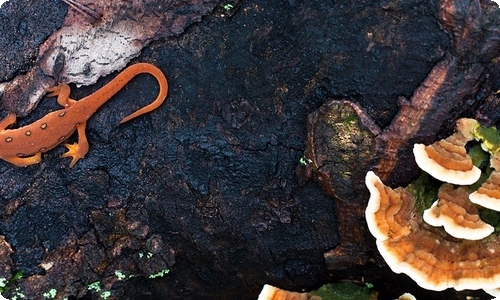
[[45, 83, 77, 108], [62, 122, 89, 168], [2, 153, 42, 167]]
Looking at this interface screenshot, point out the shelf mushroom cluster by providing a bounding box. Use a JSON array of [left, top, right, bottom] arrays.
[[413, 118, 482, 185], [258, 284, 315, 300], [365, 118, 500, 298], [257, 284, 415, 300]]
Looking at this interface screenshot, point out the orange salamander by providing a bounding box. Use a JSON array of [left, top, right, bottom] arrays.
[[0, 63, 168, 168]]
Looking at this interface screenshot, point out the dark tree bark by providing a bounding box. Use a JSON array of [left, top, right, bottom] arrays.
[[0, 0, 498, 299]]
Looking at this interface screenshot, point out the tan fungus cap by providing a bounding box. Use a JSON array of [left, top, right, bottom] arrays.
[[413, 141, 480, 185], [413, 118, 480, 185], [258, 284, 314, 300], [470, 153, 500, 211], [423, 184, 493, 240]]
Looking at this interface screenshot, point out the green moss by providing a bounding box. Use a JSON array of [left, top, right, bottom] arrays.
[[406, 173, 439, 214], [11, 271, 23, 282], [468, 143, 490, 169], [344, 113, 357, 123], [0, 270, 23, 293], [311, 282, 377, 300], [479, 207, 500, 232], [473, 125, 500, 154]]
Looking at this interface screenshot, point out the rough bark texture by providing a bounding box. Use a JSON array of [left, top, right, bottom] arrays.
[[0, 0, 498, 299]]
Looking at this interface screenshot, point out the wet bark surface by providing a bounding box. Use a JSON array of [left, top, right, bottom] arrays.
[[0, 0, 498, 299], [0, 0, 67, 81]]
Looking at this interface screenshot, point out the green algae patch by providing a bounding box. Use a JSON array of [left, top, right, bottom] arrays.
[[311, 282, 378, 300]]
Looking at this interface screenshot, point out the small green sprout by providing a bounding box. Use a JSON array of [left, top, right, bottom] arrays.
[[299, 156, 312, 166], [223, 3, 233, 11], [100, 291, 111, 299], [11, 287, 25, 300], [115, 270, 126, 281], [0, 278, 6, 288], [43, 288, 57, 299], [114, 270, 135, 281], [88, 281, 101, 292], [149, 269, 169, 279], [139, 251, 154, 259]]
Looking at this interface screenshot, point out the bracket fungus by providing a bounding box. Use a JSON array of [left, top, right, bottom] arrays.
[[365, 171, 414, 243], [258, 284, 315, 300], [257, 283, 380, 300], [366, 118, 500, 297], [413, 118, 481, 185], [422, 184, 493, 240], [365, 171, 500, 293], [469, 153, 500, 211]]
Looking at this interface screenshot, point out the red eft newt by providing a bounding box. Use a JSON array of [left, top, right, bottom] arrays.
[[0, 63, 168, 168]]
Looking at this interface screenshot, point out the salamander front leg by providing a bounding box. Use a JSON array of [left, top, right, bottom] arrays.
[[2, 153, 42, 167], [62, 122, 89, 168], [0, 114, 17, 131], [45, 83, 77, 108]]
